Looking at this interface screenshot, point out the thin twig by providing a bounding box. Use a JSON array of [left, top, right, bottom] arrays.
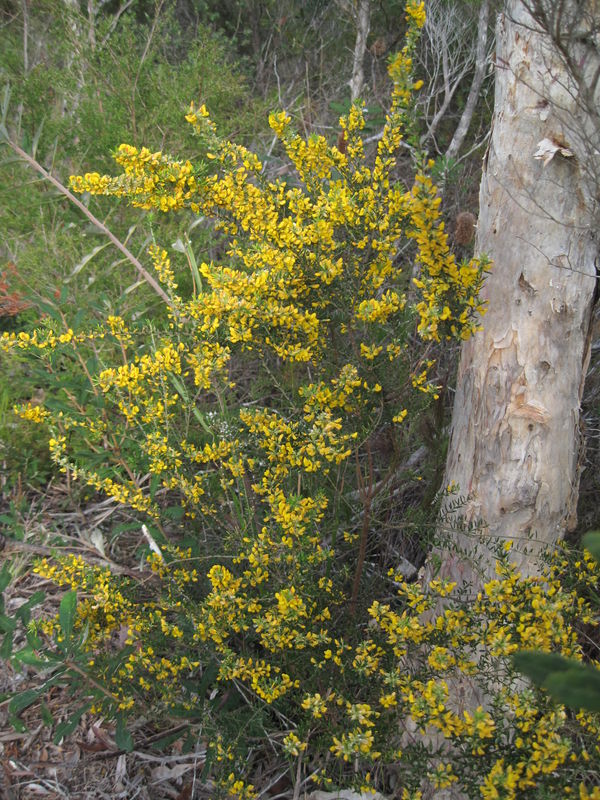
[[291, 753, 303, 800], [2, 136, 173, 309], [350, 443, 374, 615]]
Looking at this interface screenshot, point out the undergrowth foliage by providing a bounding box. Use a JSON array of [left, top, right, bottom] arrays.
[[2, 2, 600, 797]]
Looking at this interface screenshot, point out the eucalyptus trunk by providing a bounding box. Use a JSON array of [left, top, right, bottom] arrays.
[[439, 0, 599, 584]]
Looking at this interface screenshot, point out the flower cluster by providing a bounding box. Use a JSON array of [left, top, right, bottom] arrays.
[[29, 540, 600, 797]]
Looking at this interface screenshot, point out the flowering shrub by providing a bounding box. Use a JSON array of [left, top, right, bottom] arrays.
[[3, 1, 600, 797]]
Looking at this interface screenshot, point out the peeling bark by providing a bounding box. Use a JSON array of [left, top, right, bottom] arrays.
[[440, 0, 599, 582]]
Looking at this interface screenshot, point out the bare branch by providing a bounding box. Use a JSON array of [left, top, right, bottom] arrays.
[[446, 0, 492, 160], [349, 0, 371, 102], [418, 0, 489, 150], [99, 0, 135, 49], [3, 136, 174, 309]]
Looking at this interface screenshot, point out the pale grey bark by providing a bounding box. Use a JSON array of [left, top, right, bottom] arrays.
[[334, 0, 371, 103], [349, 0, 371, 102], [439, 0, 600, 583]]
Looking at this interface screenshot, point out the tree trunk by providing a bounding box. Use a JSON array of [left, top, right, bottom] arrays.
[[438, 0, 599, 583], [349, 0, 371, 102]]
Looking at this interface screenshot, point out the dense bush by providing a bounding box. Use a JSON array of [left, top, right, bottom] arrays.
[[1, 2, 599, 798]]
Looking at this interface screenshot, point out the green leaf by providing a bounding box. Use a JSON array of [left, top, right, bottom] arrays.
[[68, 243, 110, 280], [1, 83, 12, 128], [1, 629, 14, 659], [112, 522, 141, 535], [149, 474, 161, 501], [31, 116, 46, 160], [116, 716, 134, 752], [512, 651, 574, 685], [513, 650, 600, 712], [168, 703, 204, 719], [53, 704, 91, 744], [58, 590, 77, 641], [169, 375, 213, 436], [15, 590, 46, 625], [197, 660, 219, 699], [184, 236, 203, 294], [545, 667, 600, 712], [200, 748, 213, 779], [9, 688, 40, 716], [163, 505, 185, 521], [34, 298, 61, 321], [13, 645, 52, 668], [8, 715, 27, 733], [583, 531, 600, 564], [40, 701, 54, 726], [0, 613, 17, 634], [26, 629, 44, 650], [0, 562, 12, 593], [149, 727, 188, 751]]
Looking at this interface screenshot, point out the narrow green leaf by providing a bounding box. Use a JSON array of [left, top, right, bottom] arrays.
[[34, 299, 61, 321], [512, 650, 574, 686], [53, 704, 91, 744], [1, 630, 14, 659], [169, 375, 213, 436], [0, 562, 12, 593], [200, 748, 213, 779], [148, 474, 161, 501], [8, 716, 27, 733], [58, 590, 77, 641], [40, 702, 54, 725], [184, 236, 203, 294], [149, 727, 188, 751], [1, 83, 12, 127], [26, 629, 44, 649], [68, 243, 109, 280], [31, 117, 46, 159], [116, 716, 134, 752], [169, 373, 188, 401], [197, 660, 219, 699], [514, 650, 600, 712], [13, 645, 51, 668], [163, 505, 185, 521], [168, 704, 205, 719], [190, 405, 214, 436], [545, 667, 600, 712], [9, 688, 40, 716], [15, 590, 46, 624], [0, 613, 17, 634]]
